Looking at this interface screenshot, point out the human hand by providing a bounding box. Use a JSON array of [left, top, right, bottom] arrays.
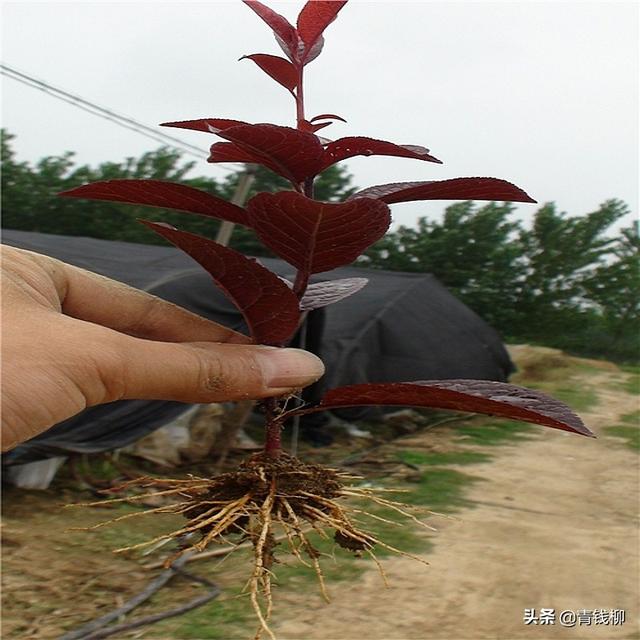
[[1, 246, 324, 451]]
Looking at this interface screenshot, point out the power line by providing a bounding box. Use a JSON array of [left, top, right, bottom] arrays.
[[0, 63, 241, 172]]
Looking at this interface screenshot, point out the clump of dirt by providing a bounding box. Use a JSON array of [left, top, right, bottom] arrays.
[[71, 452, 430, 640], [198, 453, 343, 517]]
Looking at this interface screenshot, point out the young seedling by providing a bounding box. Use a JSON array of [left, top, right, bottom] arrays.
[[63, 2, 593, 637]]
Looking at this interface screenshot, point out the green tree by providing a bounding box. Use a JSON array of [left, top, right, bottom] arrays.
[[362, 201, 525, 328], [580, 221, 640, 359], [509, 199, 630, 354], [361, 198, 637, 362], [2, 129, 220, 242]]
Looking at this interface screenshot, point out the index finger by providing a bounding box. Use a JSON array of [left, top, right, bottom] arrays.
[[60, 259, 252, 345]]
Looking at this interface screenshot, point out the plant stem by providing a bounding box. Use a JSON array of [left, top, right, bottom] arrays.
[[293, 271, 309, 299], [262, 64, 312, 459], [263, 398, 282, 458], [295, 66, 305, 129]]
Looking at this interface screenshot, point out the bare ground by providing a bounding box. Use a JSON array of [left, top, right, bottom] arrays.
[[275, 364, 640, 640]]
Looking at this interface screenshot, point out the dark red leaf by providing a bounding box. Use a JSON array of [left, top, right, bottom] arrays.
[[243, 0, 300, 62], [299, 120, 333, 133], [320, 136, 442, 172], [247, 192, 391, 274], [208, 141, 272, 167], [161, 118, 247, 134], [288, 380, 593, 437], [59, 180, 249, 225], [310, 113, 347, 124], [141, 221, 301, 345], [297, 1, 347, 63], [350, 178, 537, 204], [217, 124, 324, 183], [300, 278, 368, 311], [240, 54, 298, 92]]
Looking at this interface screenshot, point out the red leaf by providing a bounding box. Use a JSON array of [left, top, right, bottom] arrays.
[[288, 380, 593, 437], [161, 118, 247, 134], [247, 192, 391, 274], [310, 122, 332, 133], [320, 136, 442, 172], [240, 54, 298, 92], [349, 178, 537, 204], [300, 278, 368, 311], [297, 1, 347, 63], [208, 141, 270, 166], [243, 0, 300, 62], [310, 113, 347, 124], [59, 180, 249, 225], [141, 221, 301, 345], [299, 120, 333, 133], [216, 124, 324, 184]]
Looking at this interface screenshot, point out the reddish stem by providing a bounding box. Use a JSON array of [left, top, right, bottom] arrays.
[[262, 64, 312, 459], [264, 421, 282, 458], [263, 398, 282, 458], [295, 65, 305, 129], [293, 270, 309, 299]]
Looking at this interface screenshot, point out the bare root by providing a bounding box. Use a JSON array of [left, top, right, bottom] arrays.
[[69, 452, 434, 639]]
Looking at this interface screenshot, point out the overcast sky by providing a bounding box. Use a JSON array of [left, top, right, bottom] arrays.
[[2, 1, 638, 231]]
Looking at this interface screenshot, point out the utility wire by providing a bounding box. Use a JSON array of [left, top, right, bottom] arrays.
[[0, 63, 241, 172]]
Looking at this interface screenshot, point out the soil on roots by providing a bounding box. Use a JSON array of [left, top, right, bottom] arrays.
[[72, 452, 430, 639]]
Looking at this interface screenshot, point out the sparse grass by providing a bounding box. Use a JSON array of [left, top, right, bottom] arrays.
[[549, 386, 599, 412], [95, 508, 184, 551], [621, 364, 640, 375], [454, 419, 538, 447], [170, 594, 250, 640], [603, 426, 640, 452], [519, 379, 599, 412], [621, 375, 640, 395], [573, 362, 611, 374], [397, 450, 492, 466], [607, 370, 640, 395], [621, 410, 640, 425], [399, 468, 484, 511]]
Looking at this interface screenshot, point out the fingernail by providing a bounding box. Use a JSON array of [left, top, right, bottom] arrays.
[[256, 348, 325, 388]]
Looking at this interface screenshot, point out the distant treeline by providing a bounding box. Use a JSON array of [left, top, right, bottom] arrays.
[[2, 130, 638, 363]]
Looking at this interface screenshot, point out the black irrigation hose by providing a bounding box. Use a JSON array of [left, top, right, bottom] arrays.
[[58, 554, 220, 640]]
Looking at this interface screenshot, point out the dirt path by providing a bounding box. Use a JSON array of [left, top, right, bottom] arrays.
[[275, 373, 639, 640]]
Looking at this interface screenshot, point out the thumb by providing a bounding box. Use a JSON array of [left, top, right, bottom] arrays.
[[105, 336, 325, 404]]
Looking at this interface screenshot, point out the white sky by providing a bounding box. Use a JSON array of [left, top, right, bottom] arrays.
[[2, 1, 638, 231]]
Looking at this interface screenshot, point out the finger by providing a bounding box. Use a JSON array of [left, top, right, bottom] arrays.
[[60, 260, 251, 344], [96, 333, 325, 404]]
